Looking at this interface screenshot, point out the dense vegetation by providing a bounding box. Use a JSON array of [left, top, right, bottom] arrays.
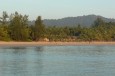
[[43, 15, 115, 27], [0, 11, 115, 42]]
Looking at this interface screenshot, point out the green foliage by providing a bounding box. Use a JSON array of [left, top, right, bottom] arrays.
[[0, 11, 9, 25], [9, 12, 29, 41], [44, 26, 69, 41], [93, 18, 105, 27], [0, 11, 115, 42], [32, 16, 45, 41], [0, 25, 10, 41]]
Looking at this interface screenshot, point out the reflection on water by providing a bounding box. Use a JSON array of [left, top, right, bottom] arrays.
[[0, 46, 43, 76], [0, 46, 115, 76]]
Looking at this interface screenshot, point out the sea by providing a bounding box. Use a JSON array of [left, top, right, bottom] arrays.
[[0, 45, 115, 76]]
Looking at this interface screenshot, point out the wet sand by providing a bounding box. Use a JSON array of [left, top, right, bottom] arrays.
[[0, 42, 115, 46]]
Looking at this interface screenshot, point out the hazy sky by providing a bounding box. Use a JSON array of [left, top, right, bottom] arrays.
[[0, 0, 115, 20]]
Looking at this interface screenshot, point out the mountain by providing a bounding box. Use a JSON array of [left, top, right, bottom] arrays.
[[29, 15, 115, 27]]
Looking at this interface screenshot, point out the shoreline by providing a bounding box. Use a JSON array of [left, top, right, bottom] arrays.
[[0, 41, 115, 46]]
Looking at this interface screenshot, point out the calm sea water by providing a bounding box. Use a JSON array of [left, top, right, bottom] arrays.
[[0, 45, 115, 76]]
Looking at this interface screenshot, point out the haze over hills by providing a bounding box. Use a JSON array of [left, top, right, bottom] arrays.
[[29, 15, 115, 27]]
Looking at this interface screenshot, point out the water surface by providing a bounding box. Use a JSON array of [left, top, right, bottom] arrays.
[[0, 45, 115, 76]]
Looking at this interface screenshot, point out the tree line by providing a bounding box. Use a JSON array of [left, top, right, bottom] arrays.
[[0, 11, 115, 42]]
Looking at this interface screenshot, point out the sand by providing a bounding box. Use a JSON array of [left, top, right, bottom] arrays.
[[0, 41, 115, 46]]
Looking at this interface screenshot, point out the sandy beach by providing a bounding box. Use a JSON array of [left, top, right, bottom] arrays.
[[0, 41, 115, 46]]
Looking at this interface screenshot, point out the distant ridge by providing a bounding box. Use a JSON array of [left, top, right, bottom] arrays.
[[29, 15, 115, 27]]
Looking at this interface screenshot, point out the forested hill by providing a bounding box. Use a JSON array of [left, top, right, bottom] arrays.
[[29, 15, 115, 27], [29, 15, 115, 26], [43, 15, 115, 26]]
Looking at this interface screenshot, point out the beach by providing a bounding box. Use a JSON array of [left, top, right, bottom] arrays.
[[0, 41, 115, 46]]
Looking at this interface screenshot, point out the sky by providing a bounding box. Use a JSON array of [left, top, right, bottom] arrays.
[[0, 0, 115, 20]]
